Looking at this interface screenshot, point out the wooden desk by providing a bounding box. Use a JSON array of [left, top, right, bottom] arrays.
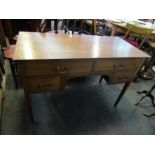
[[104, 19, 155, 38], [13, 32, 149, 120]]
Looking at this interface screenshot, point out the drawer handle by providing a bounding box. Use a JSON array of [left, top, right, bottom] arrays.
[[38, 82, 53, 87], [56, 66, 69, 74], [118, 76, 128, 80], [113, 64, 124, 70]]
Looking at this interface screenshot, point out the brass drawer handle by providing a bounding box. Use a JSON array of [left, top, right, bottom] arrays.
[[118, 76, 128, 80], [38, 82, 53, 87], [56, 66, 69, 74], [113, 64, 124, 70]]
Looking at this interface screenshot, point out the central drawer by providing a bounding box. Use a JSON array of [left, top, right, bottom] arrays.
[[26, 76, 61, 92], [24, 61, 93, 76], [94, 59, 141, 72]]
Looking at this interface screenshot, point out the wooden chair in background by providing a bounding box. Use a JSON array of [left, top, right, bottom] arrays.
[[82, 19, 96, 35], [37, 19, 50, 32], [61, 19, 84, 34], [93, 19, 107, 36], [92, 19, 112, 36], [61, 19, 106, 36]]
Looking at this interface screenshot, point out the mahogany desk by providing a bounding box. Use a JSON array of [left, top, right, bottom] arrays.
[[13, 32, 149, 119]]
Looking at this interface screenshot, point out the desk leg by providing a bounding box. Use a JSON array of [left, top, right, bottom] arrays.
[[25, 93, 33, 122], [114, 82, 131, 108]]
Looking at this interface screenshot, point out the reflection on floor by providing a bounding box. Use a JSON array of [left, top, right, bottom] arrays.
[[1, 61, 155, 135]]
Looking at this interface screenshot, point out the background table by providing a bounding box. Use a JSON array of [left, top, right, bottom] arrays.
[[104, 19, 155, 39]]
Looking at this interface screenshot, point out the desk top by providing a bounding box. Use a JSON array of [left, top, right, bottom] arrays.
[[13, 32, 149, 61]]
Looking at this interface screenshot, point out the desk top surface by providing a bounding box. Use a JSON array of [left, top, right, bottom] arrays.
[[13, 32, 149, 61]]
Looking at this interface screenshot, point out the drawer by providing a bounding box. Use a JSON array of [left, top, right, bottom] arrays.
[[24, 61, 93, 76], [26, 76, 61, 92], [108, 71, 135, 84], [94, 59, 141, 72]]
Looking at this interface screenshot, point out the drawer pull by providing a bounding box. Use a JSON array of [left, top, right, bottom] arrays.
[[113, 64, 124, 70], [38, 82, 53, 87], [56, 66, 69, 74]]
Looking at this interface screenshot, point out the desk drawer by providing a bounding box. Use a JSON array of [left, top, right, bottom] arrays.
[[24, 61, 93, 75], [27, 76, 61, 92], [94, 59, 141, 72], [108, 71, 135, 84]]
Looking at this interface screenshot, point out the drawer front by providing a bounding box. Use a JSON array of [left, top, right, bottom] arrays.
[[26, 76, 61, 92], [94, 59, 141, 72], [24, 61, 93, 76], [58, 62, 93, 74], [108, 71, 135, 84]]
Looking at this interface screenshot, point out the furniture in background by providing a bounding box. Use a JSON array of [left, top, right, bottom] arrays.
[[0, 20, 7, 48], [135, 84, 155, 117], [52, 19, 59, 33], [144, 42, 155, 71], [37, 19, 59, 33], [37, 19, 47, 32], [141, 41, 155, 79], [0, 47, 5, 74], [0, 45, 6, 132], [1, 19, 59, 42], [103, 19, 127, 36], [13, 32, 149, 121], [139, 19, 154, 24], [103, 19, 155, 39], [79, 19, 92, 34], [136, 84, 155, 106], [3, 45, 19, 88], [61, 19, 84, 34], [0, 20, 19, 88], [148, 42, 155, 73], [81, 19, 105, 35], [0, 20, 7, 131], [94, 20, 112, 36], [0, 21, 7, 87], [61, 19, 108, 35], [81, 19, 96, 35], [1, 19, 40, 44], [124, 23, 154, 49]]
